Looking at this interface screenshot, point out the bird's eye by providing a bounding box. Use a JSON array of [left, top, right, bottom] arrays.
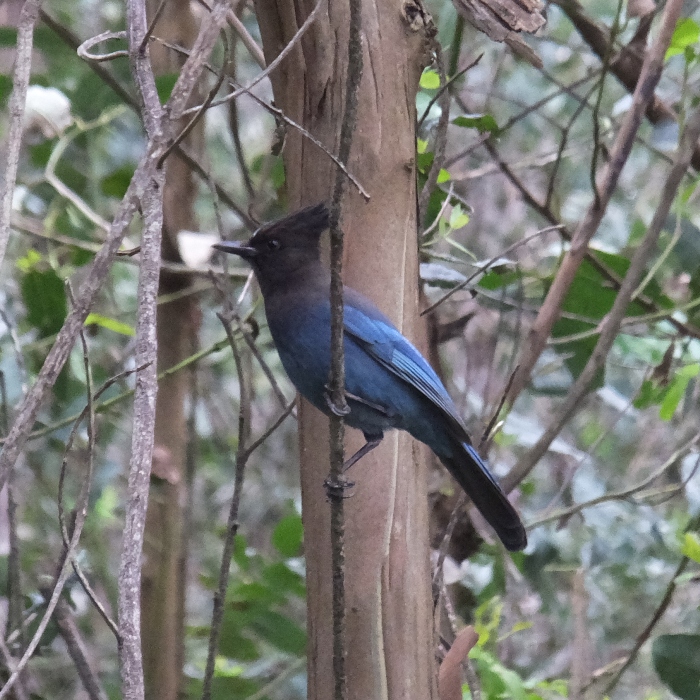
[[266, 239, 281, 251]]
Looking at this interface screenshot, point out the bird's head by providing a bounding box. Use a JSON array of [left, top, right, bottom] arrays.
[[213, 203, 329, 293]]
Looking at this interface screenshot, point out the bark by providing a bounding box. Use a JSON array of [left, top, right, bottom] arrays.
[[140, 1, 202, 698], [253, 1, 437, 698]]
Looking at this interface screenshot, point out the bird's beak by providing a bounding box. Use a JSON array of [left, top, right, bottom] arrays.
[[212, 241, 258, 259]]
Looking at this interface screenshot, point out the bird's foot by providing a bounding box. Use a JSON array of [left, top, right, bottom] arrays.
[[323, 475, 355, 500], [323, 387, 351, 416]]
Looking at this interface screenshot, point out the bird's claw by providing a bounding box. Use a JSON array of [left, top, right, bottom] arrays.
[[324, 476, 355, 500], [323, 387, 350, 416]]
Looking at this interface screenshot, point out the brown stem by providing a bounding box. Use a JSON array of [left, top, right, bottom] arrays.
[[504, 0, 686, 407], [0, 0, 42, 269], [504, 98, 700, 492]]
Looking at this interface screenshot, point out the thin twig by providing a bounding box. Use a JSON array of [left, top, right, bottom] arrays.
[[0, 613, 30, 700], [116, 1, 167, 696], [139, 0, 168, 54], [226, 8, 265, 68], [0, 340, 229, 446], [242, 657, 306, 700], [77, 30, 129, 62], [0, 0, 43, 270], [418, 44, 450, 225], [56, 352, 136, 639], [154, 33, 369, 200], [422, 225, 563, 317], [0, 328, 97, 700], [157, 29, 229, 168], [504, 0, 686, 407], [603, 514, 700, 695], [503, 98, 700, 493], [527, 431, 700, 528], [417, 53, 482, 130], [188, 0, 326, 117], [53, 598, 109, 700], [325, 0, 364, 697], [201, 312, 250, 700]]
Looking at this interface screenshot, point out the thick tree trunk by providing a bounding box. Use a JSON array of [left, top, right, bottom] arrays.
[[254, 2, 437, 698], [140, 1, 202, 698]]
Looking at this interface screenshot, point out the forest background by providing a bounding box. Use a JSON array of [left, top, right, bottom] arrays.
[[1, 0, 700, 699]]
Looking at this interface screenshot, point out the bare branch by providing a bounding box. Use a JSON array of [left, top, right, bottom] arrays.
[[504, 98, 700, 492], [226, 8, 265, 68], [0, 624, 29, 700], [53, 598, 109, 700], [505, 0, 686, 406], [116, 0, 167, 696], [325, 0, 364, 697], [419, 43, 451, 225], [0, 0, 43, 270], [0, 322, 97, 700], [201, 312, 251, 700], [603, 512, 700, 695], [77, 30, 129, 62], [527, 430, 700, 528]]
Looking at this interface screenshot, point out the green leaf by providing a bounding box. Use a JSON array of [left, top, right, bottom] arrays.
[[416, 137, 428, 154], [246, 609, 306, 655], [272, 513, 303, 557], [231, 581, 284, 606], [85, 313, 135, 337], [653, 634, 700, 700], [70, 70, 125, 120], [0, 75, 12, 109], [21, 267, 68, 338], [682, 533, 700, 564], [0, 27, 18, 47], [633, 378, 667, 410], [262, 562, 306, 598], [16, 249, 42, 274], [101, 166, 135, 199], [666, 18, 700, 59], [217, 618, 260, 661], [156, 73, 178, 103], [416, 150, 434, 174], [436, 168, 451, 184], [420, 69, 440, 90], [232, 533, 249, 570], [471, 647, 527, 700], [186, 675, 261, 700], [270, 156, 286, 189], [548, 249, 673, 384], [449, 205, 469, 230], [659, 364, 700, 421], [453, 113, 499, 134]]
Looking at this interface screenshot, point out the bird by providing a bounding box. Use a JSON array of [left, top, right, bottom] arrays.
[[213, 203, 527, 551]]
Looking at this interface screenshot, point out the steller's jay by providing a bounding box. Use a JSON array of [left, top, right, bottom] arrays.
[[213, 203, 527, 551]]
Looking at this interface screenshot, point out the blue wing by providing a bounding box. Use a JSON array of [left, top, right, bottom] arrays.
[[342, 291, 467, 435]]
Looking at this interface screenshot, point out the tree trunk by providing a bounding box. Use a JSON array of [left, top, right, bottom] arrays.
[[254, 2, 437, 697], [140, 1, 202, 698]]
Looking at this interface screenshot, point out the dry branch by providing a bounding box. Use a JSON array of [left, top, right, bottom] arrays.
[[504, 96, 700, 492], [326, 0, 364, 695], [505, 0, 685, 407], [0, 0, 43, 270]]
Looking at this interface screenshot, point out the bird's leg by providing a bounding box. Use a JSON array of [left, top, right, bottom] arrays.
[[324, 433, 383, 499], [323, 386, 351, 416], [343, 433, 383, 472], [324, 388, 391, 418]]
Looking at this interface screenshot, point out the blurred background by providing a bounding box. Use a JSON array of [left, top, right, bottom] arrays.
[[1, 0, 700, 698]]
